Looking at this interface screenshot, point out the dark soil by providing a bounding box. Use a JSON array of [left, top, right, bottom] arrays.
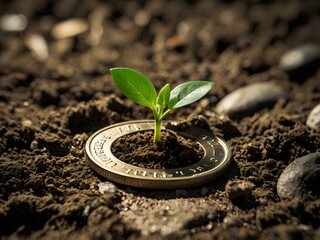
[[0, 0, 320, 239], [111, 130, 204, 169]]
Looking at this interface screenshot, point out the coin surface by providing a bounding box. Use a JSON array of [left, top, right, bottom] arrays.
[[85, 120, 232, 189]]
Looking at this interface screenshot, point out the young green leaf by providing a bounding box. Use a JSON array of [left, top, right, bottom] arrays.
[[168, 81, 214, 109], [157, 84, 170, 107], [110, 68, 157, 109], [110, 68, 215, 143]]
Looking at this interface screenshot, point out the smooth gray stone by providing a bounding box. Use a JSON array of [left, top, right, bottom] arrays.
[[279, 44, 320, 80], [277, 152, 320, 199], [51, 18, 89, 39], [0, 14, 27, 32], [216, 82, 287, 119], [98, 182, 117, 194], [306, 103, 320, 131]]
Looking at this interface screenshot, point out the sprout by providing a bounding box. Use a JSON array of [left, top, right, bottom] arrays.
[[110, 67, 214, 142]]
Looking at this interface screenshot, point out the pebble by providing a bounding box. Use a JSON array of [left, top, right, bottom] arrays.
[[87, 7, 109, 46], [279, 44, 320, 80], [30, 140, 38, 150], [25, 34, 49, 62], [98, 182, 117, 194], [51, 18, 89, 39], [21, 119, 32, 127], [216, 82, 287, 119], [0, 14, 27, 32], [306, 103, 320, 131], [225, 180, 255, 199], [134, 10, 150, 27], [222, 215, 242, 228], [177, 21, 192, 37], [83, 205, 90, 217], [277, 152, 320, 199]]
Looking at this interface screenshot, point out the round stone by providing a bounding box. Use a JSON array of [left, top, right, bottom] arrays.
[[51, 18, 89, 39], [216, 82, 287, 119], [98, 182, 117, 194], [277, 152, 320, 199], [279, 44, 320, 80], [306, 103, 320, 131], [0, 14, 27, 32], [25, 34, 49, 62]]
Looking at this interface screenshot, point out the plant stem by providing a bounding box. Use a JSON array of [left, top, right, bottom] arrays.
[[153, 105, 171, 143], [154, 118, 162, 143]]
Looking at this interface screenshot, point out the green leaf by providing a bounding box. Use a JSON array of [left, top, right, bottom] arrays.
[[157, 84, 171, 107], [168, 81, 214, 109], [110, 68, 157, 109]]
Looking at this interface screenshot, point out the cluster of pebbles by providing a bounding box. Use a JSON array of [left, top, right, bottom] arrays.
[[0, 13, 100, 62], [216, 44, 320, 200]]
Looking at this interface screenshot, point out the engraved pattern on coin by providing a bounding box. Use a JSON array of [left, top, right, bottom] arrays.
[[85, 120, 232, 189]]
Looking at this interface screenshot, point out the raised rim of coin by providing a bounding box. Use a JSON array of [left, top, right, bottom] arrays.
[[85, 120, 232, 189]]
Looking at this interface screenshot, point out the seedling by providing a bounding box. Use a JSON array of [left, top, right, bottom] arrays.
[[110, 68, 214, 143]]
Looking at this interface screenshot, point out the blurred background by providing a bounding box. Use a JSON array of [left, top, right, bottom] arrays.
[[0, 0, 319, 107]]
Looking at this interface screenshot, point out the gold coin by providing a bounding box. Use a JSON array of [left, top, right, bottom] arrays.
[[85, 120, 232, 189]]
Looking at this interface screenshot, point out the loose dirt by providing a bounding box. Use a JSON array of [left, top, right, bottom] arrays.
[[0, 0, 320, 239]]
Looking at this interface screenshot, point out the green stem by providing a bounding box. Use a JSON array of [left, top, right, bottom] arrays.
[[154, 118, 162, 143], [160, 109, 171, 120], [153, 105, 172, 143]]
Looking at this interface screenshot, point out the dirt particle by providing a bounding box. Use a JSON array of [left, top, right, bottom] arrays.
[[112, 130, 203, 169], [225, 180, 255, 199]]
